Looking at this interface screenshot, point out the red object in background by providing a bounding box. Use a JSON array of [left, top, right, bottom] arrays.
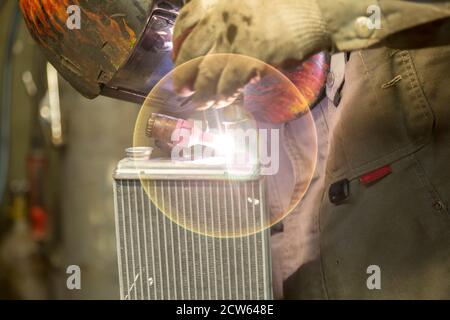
[[30, 206, 48, 241], [27, 151, 48, 241], [244, 52, 329, 123], [360, 165, 392, 186]]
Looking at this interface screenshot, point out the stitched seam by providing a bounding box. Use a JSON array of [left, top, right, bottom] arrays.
[[283, 125, 305, 208], [339, 141, 430, 181], [317, 192, 330, 300], [405, 51, 436, 128], [332, 141, 421, 181], [402, 51, 432, 123], [412, 154, 449, 215]]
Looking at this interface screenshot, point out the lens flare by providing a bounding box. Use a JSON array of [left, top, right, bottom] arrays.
[[134, 53, 322, 238]]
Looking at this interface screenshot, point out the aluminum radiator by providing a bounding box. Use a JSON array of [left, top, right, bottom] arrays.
[[113, 149, 273, 300]]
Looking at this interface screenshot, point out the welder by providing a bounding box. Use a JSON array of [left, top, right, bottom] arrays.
[[172, 0, 450, 299], [18, 0, 450, 299]]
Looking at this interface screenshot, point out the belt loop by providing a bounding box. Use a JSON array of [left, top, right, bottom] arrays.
[[326, 53, 347, 108]]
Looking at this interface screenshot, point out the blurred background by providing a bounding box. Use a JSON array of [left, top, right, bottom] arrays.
[[0, 1, 140, 299]]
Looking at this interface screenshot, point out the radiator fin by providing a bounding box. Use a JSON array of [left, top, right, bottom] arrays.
[[114, 179, 272, 300]]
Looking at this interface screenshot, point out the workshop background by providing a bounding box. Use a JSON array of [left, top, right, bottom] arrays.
[[0, 1, 139, 299]]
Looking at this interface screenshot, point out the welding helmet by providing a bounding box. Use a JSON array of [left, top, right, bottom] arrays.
[[20, 0, 329, 123], [19, 0, 183, 103]]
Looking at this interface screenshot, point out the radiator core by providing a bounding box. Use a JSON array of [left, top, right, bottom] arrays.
[[113, 156, 272, 300]]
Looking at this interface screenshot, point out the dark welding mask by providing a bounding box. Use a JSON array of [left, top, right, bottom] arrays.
[[20, 0, 329, 124], [19, 0, 183, 104]]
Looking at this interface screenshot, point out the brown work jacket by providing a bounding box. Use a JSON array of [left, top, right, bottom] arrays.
[[280, 1, 450, 298]]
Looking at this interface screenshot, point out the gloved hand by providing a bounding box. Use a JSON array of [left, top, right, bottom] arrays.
[[172, 0, 331, 106]]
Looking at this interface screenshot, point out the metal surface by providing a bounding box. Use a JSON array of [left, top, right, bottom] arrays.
[[114, 156, 260, 181], [103, 1, 181, 103], [113, 157, 273, 300], [145, 113, 180, 141]]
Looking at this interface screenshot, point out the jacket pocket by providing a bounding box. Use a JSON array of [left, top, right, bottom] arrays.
[[326, 48, 435, 183], [319, 152, 450, 299]]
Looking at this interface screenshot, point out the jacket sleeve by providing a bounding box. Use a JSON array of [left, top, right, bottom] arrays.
[[317, 0, 450, 51]]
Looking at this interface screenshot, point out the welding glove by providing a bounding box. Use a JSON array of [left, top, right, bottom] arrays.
[[172, 0, 331, 105]]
